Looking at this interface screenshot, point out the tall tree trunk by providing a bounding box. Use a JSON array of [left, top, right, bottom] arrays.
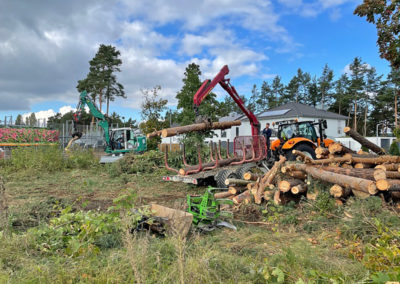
[[353, 100, 357, 131], [395, 90, 398, 128], [99, 89, 102, 113], [363, 104, 367, 136], [107, 96, 110, 117]]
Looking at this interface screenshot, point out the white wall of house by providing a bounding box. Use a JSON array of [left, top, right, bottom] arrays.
[[336, 137, 396, 152], [161, 116, 347, 145]]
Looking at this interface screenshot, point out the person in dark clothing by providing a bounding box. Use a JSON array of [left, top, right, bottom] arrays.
[[262, 123, 272, 152]]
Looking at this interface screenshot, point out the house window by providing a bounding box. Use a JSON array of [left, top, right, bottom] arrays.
[[236, 127, 239, 137], [221, 130, 227, 138]]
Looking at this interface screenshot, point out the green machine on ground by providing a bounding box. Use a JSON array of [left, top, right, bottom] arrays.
[[72, 91, 147, 163], [187, 187, 236, 230]]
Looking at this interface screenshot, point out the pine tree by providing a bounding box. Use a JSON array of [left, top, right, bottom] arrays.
[[271, 76, 285, 106], [77, 44, 125, 116], [330, 74, 351, 117], [15, 114, 23, 125], [318, 64, 334, 109], [29, 113, 37, 127], [349, 57, 367, 131], [176, 63, 219, 142]]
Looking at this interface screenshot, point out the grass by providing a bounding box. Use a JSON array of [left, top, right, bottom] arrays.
[[0, 148, 400, 283]]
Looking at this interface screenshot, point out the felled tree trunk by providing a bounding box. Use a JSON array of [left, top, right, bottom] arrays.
[[279, 179, 303, 193], [344, 127, 386, 155], [291, 183, 307, 194], [375, 164, 400, 171], [232, 189, 251, 204], [291, 164, 377, 195], [329, 184, 351, 198], [161, 120, 241, 138], [243, 172, 261, 181], [225, 178, 251, 186], [214, 191, 233, 199]]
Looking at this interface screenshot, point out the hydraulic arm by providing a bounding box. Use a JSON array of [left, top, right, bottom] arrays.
[[193, 65, 260, 136], [73, 90, 112, 151]]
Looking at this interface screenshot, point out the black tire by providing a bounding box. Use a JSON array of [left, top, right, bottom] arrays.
[[235, 164, 254, 179], [286, 143, 316, 161], [215, 169, 238, 188]]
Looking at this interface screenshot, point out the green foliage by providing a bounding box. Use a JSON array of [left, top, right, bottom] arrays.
[[389, 141, 400, 156], [109, 150, 165, 176], [394, 128, 400, 139], [139, 86, 168, 150], [29, 206, 121, 257], [77, 44, 125, 116], [2, 147, 99, 173], [354, 1, 400, 68]]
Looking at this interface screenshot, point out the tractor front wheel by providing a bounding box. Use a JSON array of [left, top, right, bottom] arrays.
[[286, 144, 316, 161]]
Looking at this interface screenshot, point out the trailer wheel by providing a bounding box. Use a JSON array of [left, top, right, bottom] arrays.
[[215, 169, 238, 188], [235, 165, 254, 179]]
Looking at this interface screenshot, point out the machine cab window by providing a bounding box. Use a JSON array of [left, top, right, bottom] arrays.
[[298, 122, 317, 142]]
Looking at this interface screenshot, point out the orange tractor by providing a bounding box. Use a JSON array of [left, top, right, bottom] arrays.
[[267, 119, 334, 166]]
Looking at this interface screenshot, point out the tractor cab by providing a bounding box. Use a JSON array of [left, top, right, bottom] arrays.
[[109, 128, 147, 153], [268, 119, 333, 164]]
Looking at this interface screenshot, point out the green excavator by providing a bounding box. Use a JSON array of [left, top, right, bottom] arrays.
[[71, 90, 147, 163]]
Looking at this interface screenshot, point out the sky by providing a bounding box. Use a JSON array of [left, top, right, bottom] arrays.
[[0, 0, 392, 124]]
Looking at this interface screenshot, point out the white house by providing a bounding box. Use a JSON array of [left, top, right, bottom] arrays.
[[204, 102, 348, 143]]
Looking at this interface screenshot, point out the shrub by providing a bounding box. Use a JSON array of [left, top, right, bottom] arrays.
[[389, 141, 400, 156]]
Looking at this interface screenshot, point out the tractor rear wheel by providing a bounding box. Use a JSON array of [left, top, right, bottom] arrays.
[[215, 169, 238, 188], [286, 144, 316, 161]]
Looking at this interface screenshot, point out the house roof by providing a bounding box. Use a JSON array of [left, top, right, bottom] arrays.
[[218, 112, 245, 122], [256, 102, 347, 120]]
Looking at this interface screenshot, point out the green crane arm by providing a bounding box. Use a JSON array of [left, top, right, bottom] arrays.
[[73, 91, 112, 151]]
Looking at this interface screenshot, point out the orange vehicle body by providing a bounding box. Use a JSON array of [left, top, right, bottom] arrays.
[[270, 137, 334, 151]]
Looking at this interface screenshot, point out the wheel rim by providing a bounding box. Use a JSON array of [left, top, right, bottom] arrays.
[[302, 151, 314, 159]]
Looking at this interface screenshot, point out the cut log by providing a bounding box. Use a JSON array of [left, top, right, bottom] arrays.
[[228, 186, 246, 195], [291, 183, 307, 194], [292, 150, 313, 163], [310, 153, 352, 165], [161, 120, 241, 138], [288, 170, 307, 180], [254, 156, 286, 204], [376, 180, 390, 191], [146, 130, 162, 138], [224, 178, 251, 186], [343, 127, 385, 155], [373, 169, 387, 181], [351, 155, 400, 165], [328, 143, 343, 154], [354, 163, 374, 169], [352, 189, 370, 199], [232, 189, 251, 204], [341, 164, 353, 169], [291, 164, 377, 195], [329, 184, 351, 198], [316, 146, 329, 156], [279, 179, 303, 193], [243, 172, 261, 181], [273, 190, 281, 205], [375, 164, 400, 171], [214, 191, 233, 199]]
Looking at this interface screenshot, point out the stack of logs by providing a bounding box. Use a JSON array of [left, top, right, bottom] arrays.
[[214, 127, 400, 206]]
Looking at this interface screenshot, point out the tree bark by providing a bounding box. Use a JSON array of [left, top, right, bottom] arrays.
[[290, 164, 377, 195], [243, 172, 261, 181], [232, 189, 251, 204], [343, 127, 386, 155], [292, 150, 313, 163], [214, 191, 233, 199], [161, 120, 241, 138], [228, 186, 246, 195], [375, 164, 400, 171], [147, 130, 163, 138], [225, 178, 251, 186]]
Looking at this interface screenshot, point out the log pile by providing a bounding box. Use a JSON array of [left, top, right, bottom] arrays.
[[217, 128, 400, 206]]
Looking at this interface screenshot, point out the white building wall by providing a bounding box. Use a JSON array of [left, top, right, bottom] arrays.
[[335, 137, 396, 152]]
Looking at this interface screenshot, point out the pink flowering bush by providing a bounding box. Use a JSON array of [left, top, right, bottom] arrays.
[[0, 128, 59, 143]]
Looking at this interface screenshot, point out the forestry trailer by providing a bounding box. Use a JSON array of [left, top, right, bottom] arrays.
[[163, 65, 336, 187], [163, 65, 268, 187], [71, 90, 147, 163]]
